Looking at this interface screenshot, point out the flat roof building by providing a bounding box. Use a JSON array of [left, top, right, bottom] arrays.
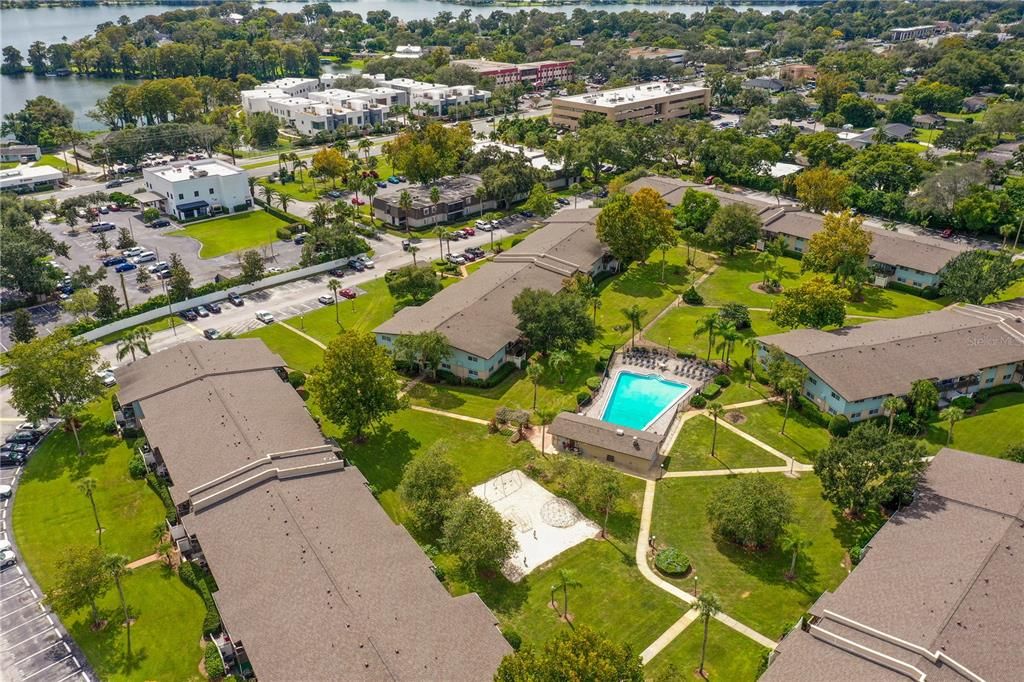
[[762, 448, 1024, 682], [142, 158, 251, 220], [549, 412, 666, 478], [625, 47, 688, 64], [452, 59, 574, 87], [551, 82, 709, 130], [374, 209, 615, 380], [889, 25, 937, 42], [0, 164, 62, 192], [756, 305, 1024, 421], [115, 341, 510, 681]]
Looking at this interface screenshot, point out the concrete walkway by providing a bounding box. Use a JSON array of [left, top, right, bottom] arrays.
[[663, 465, 801, 478], [722, 397, 774, 410], [641, 610, 699, 663], [713, 417, 806, 471], [278, 320, 327, 349], [126, 552, 162, 570], [408, 404, 489, 425]]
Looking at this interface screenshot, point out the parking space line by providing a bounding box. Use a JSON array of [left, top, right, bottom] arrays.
[[0, 599, 44, 619], [3, 612, 49, 635], [23, 653, 74, 679], [3, 627, 59, 652], [13, 641, 63, 666], [1, 586, 32, 602], [55, 670, 84, 682]]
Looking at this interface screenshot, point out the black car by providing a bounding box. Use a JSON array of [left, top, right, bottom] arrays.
[[5, 430, 40, 445], [1, 441, 32, 455], [347, 259, 365, 272], [0, 451, 26, 467], [521, 210, 535, 218], [103, 256, 127, 267], [207, 302, 222, 314], [105, 179, 124, 188], [556, 197, 570, 206], [180, 310, 198, 322], [294, 234, 306, 245], [461, 250, 478, 262], [329, 267, 346, 277], [227, 292, 244, 306], [325, 190, 343, 199], [467, 246, 485, 257], [148, 218, 171, 228]]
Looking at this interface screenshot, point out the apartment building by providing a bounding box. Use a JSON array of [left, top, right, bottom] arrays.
[[451, 59, 574, 87], [551, 82, 710, 129], [369, 75, 490, 116], [142, 158, 250, 220]]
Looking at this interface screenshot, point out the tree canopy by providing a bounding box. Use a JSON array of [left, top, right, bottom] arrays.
[[770, 276, 848, 329], [496, 626, 643, 682], [596, 187, 675, 264], [705, 475, 793, 549], [512, 288, 596, 355]]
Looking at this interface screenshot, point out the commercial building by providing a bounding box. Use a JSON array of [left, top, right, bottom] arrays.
[[549, 412, 666, 478], [551, 82, 709, 130], [889, 25, 937, 42], [0, 143, 40, 163], [451, 59, 574, 87], [369, 75, 491, 116], [392, 44, 423, 59], [0, 164, 62, 192], [374, 209, 616, 380], [741, 77, 786, 93], [779, 64, 817, 84], [372, 175, 489, 229], [756, 305, 1024, 422], [762, 448, 1024, 682], [114, 341, 510, 682], [625, 47, 688, 64], [142, 158, 251, 220], [624, 176, 966, 290], [264, 89, 393, 135]]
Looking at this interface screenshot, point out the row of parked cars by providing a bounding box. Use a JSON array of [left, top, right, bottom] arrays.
[[446, 246, 485, 266], [1, 423, 51, 468]]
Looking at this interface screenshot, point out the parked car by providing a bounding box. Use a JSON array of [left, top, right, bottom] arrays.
[[148, 218, 171, 228], [0, 451, 27, 467], [358, 255, 375, 269], [99, 206, 109, 215], [351, 197, 365, 206], [255, 310, 275, 324], [398, 176, 407, 182], [103, 256, 127, 267], [941, 228, 954, 239], [376, 181, 388, 188], [114, 262, 137, 273], [294, 234, 306, 245], [108, 204, 120, 212], [203, 328, 220, 340], [446, 253, 467, 266], [95, 370, 117, 387], [207, 302, 222, 314], [1, 442, 31, 457], [157, 269, 172, 280], [338, 288, 357, 299], [461, 250, 478, 262], [318, 295, 334, 305], [147, 261, 169, 273], [387, 176, 401, 184], [133, 251, 157, 264], [329, 267, 346, 277], [0, 485, 11, 500], [347, 258, 365, 272], [463, 226, 475, 236], [402, 239, 411, 251], [195, 306, 210, 318], [180, 310, 198, 322], [521, 210, 535, 218], [556, 197, 570, 206], [325, 190, 343, 199], [467, 246, 485, 258], [227, 292, 244, 306], [90, 222, 116, 233], [123, 247, 145, 258], [105, 179, 124, 189], [5, 430, 41, 445], [0, 551, 16, 570]]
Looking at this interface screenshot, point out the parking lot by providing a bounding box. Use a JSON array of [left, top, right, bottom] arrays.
[[0, 416, 91, 682]]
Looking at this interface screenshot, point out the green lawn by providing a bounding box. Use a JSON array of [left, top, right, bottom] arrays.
[[242, 322, 325, 372], [37, 153, 80, 174], [667, 414, 784, 471], [299, 278, 397, 345], [11, 398, 206, 679], [167, 210, 291, 258], [69, 564, 206, 682], [495, 540, 686, 654], [259, 176, 322, 202], [646, 306, 786, 360], [896, 141, 928, 154], [652, 473, 878, 640], [732, 401, 833, 464], [697, 251, 947, 319], [928, 392, 1024, 458], [645, 618, 768, 681], [94, 316, 178, 345]]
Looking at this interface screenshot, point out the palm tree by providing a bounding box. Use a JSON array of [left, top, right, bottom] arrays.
[[549, 350, 572, 384], [103, 554, 133, 660], [293, 158, 307, 183], [535, 406, 558, 455], [696, 592, 721, 678], [623, 304, 646, 349], [278, 192, 292, 215], [363, 182, 378, 226], [435, 225, 449, 257], [778, 373, 804, 435], [657, 241, 675, 283], [277, 152, 288, 174], [247, 176, 257, 199], [429, 186, 442, 227], [358, 138, 372, 162], [693, 312, 720, 362], [79, 477, 102, 546], [939, 406, 965, 445], [781, 527, 810, 580], [408, 244, 420, 267], [554, 569, 582, 624], [398, 190, 413, 233], [474, 185, 488, 219], [883, 396, 905, 434], [60, 403, 85, 457], [741, 337, 759, 386], [527, 361, 544, 409], [257, 184, 276, 210], [116, 326, 152, 363], [310, 201, 331, 230], [716, 323, 742, 367], [327, 278, 341, 325], [707, 402, 725, 457]]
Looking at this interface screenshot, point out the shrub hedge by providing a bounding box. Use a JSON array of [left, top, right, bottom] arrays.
[[204, 641, 225, 679], [690, 394, 707, 409], [714, 374, 731, 387], [127, 452, 147, 479], [682, 286, 704, 305], [886, 281, 941, 299], [701, 383, 722, 399], [654, 547, 691, 576], [975, 383, 1023, 402], [828, 414, 851, 437], [179, 561, 222, 635], [585, 376, 602, 391], [145, 473, 177, 524]]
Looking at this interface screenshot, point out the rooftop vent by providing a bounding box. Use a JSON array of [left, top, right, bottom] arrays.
[[616, 428, 624, 436]]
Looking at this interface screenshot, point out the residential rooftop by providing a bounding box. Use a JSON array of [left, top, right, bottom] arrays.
[[116, 341, 510, 681], [762, 448, 1024, 682], [757, 305, 1024, 402], [550, 412, 663, 462], [374, 209, 605, 357]]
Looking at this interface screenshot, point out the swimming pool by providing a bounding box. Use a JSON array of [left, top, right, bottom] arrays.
[[601, 372, 691, 431]]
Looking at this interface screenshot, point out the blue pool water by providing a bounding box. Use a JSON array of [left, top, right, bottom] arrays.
[[601, 372, 690, 431]]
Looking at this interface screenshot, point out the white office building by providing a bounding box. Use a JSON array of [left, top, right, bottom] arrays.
[[240, 77, 323, 114], [0, 164, 63, 192], [369, 75, 490, 116], [142, 159, 251, 221]]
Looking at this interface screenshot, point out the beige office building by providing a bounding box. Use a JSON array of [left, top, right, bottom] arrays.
[[551, 82, 710, 129]]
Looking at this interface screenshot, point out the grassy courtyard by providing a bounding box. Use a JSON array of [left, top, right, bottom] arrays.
[[645, 305, 786, 360], [926, 391, 1024, 458], [652, 473, 879, 640], [731, 401, 833, 464], [167, 210, 292, 258], [242, 322, 325, 372], [11, 398, 207, 680], [644, 618, 769, 681], [667, 414, 784, 472]]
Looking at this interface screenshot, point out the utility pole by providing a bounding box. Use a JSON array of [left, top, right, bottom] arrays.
[[118, 272, 130, 312]]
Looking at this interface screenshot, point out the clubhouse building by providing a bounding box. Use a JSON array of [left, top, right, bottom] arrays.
[[374, 209, 616, 380], [624, 176, 967, 290], [762, 448, 1024, 682], [115, 341, 510, 681], [756, 304, 1024, 422]]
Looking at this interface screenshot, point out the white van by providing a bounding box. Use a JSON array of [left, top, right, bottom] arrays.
[[133, 251, 157, 264]]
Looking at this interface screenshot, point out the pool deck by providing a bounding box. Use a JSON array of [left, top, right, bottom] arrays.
[[585, 350, 714, 437]]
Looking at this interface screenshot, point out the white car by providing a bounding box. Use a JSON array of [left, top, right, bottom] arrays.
[[359, 255, 375, 269], [255, 311, 275, 324], [148, 261, 170, 274], [133, 251, 157, 264], [123, 247, 145, 258], [0, 550, 15, 569], [0, 485, 11, 500], [96, 369, 116, 387]]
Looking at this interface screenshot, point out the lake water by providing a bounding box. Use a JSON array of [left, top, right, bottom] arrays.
[[2, 1, 804, 129]]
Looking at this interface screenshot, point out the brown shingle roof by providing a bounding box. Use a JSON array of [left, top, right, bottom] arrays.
[[762, 449, 1024, 682], [550, 412, 663, 461], [374, 211, 606, 357], [758, 306, 1024, 402], [119, 341, 510, 681]]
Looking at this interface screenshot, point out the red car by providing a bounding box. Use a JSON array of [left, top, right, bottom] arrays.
[[351, 197, 365, 206], [462, 226, 475, 236], [108, 204, 120, 212], [338, 288, 357, 300], [940, 228, 954, 239]]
